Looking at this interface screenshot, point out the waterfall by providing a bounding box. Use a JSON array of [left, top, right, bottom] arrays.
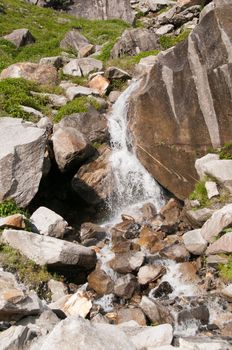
[[107, 79, 164, 219]]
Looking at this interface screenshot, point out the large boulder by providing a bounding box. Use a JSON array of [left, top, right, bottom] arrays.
[[111, 28, 160, 58], [72, 145, 114, 205], [0, 270, 42, 321], [206, 231, 232, 255], [54, 110, 108, 144], [128, 2, 232, 199], [0, 62, 58, 85], [1, 229, 96, 272], [60, 30, 90, 55], [65, 0, 134, 24], [3, 28, 35, 48], [0, 118, 47, 207]]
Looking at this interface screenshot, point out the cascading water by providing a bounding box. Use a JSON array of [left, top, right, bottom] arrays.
[[107, 79, 164, 219]]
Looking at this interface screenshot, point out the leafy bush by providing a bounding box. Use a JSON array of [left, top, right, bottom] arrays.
[[219, 261, 232, 282], [219, 142, 232, 160], [53, 96, 101, 123]]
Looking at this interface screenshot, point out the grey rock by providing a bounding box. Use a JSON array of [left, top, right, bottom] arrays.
[[0, 325, 36, 350], [111, 28, 160, 58], [20, 105, 44, 120], [52, 127, 93, 172], [105, 66, 131, 80], [60, 30, 89, 55], [110, 251, 145, 274], [1, 229, 96, 271], [0, 117, 47, 207], [80, 222, 106, 246], [205, 181, 219, 199], [200, 160, 232, 194], [0, 270, 42, 322], [139, 296, 173, 325], [183, 229, 207, 255], [155, 24, 174, 36], [137, 264, 165, 284], [179, 336, 232, 350], [39, 56, 64, 69], [3, 28, 35, 48], [63, 58, 103, 77], [185, 208, 215, 228], [195, 153, 219, 179], [48, 280, 68, 302], [54, 110, 108, 144], [65, 86, 98, 101], [206, 231, 232, 255], [201, 204, 232, 242], [114, 274, 138, 299], [108, 90, 121, 103], [30, 206, 69, 238]]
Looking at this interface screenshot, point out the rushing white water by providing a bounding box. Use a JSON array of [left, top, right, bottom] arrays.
[[107, 80, 164, 220]]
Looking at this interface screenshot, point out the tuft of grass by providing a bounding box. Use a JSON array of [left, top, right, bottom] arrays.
[[160, 30, 190, 50], [0, 241, 61, 299], [0, 0, 129, 71], [0, 199, 28, 218], [53, 96, 101, 123], [219, 261, 232, 282], [219, 142, 232, 160], [0, 78, 50, 120], [189, 178, 209, 208], [106, 49, 160, 74]]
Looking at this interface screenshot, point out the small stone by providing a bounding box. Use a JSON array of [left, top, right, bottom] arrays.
[[0, 214, 25, 230], [88, 75, 110, 96], [138, 265, 165, 285], [139, 295, 173, 325], [88, 269, 114, 296], [183, 229, 207, 255], [114, 274, 138, 299], [3, 28, 35, 48], [79, 44, 95, 58], [155, 24, 174, 36], [206, 231, 232, 255], [221, 284, 232, 302], [65, 85, 98, 100], [20, 105, 44, 120], [116, 308, 146, 326], [48, 280, 68, 302], [108, 90, 121, 103], [109, 251, 145, 274], [205, 181, 219, 199], [105, 66, 131, 80], [152, 281, 173, 298]]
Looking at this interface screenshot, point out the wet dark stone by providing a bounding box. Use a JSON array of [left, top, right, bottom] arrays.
[[152, 281, 173, 298], [124, 223, 141, 239], [178, 305, 209, 325]]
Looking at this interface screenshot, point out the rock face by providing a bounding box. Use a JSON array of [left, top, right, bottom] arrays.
[[1, 229, 96, 272], [0, 62, 58, 85], [66, 0, 134, 24], [3, 28, 35, 48], [128, 2, 232, 199], [0, 118, 47, 207], [111, 28, 160, 58]]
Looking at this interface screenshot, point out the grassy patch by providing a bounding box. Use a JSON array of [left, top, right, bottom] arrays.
[[53, 96, 101, 122], [219, 142, 232, 160], [189, 178, 209, 208], [106, 49, 160, 73], [0, 242, 61, 299], [0, 199, 28, 218], [219, 261, 232, 282], [0, 78, 50, 120], [160, 30, 190, 50], [0, 0, 129, 71]]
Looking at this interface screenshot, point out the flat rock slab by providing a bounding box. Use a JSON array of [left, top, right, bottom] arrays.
[[0, 117, 47, 207], [1, 229, 96, 271]]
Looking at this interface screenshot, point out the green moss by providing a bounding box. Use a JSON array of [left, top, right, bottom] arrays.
[[0, 242, 61, 299], [189, 178, 209, 207], [54, 96, 101, 123], [160, 30, 190, 50]]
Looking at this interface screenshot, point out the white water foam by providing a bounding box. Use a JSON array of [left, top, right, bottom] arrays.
[[107, 79, 164, 221]]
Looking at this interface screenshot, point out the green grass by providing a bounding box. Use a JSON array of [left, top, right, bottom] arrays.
[[160, 30, 190, 50], [106, 49, 160, 73], [0, 0, 130, 71], [0, 242, 61, 299], [189, 178, 209, 208], [219, 261, 232, 282], [53, 96, 101, 122], [219, 142, 232, 160], [0, 199, 28, 218], [0, 78, 51, 120]]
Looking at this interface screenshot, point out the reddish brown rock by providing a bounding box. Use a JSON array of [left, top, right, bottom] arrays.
[[87, 268, 114, 296], [137, 227, 165, 253], [88, 75, 110, 96], [0, 214, 25, 230], [116, 308, 146, 326]]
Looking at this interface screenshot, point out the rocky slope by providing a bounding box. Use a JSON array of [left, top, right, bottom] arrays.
[[0, 0, 232, 349]]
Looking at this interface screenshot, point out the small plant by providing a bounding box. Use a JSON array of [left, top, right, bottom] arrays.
[[0, 199, 28, 218], [53, 96, 101, 123], [219, 261, 232, 282], [219, 142, 232, 160], [189, 178, 209, 207]]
